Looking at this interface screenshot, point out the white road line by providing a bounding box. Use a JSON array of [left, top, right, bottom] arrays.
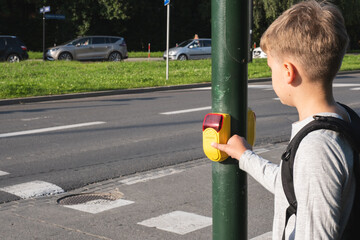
[[191, 87, 211, 91], [333, 83, 360, 87], [162, 82, 359, 116], [21, 117, 41, 121], [138, 211, 212, 235], [160, 106, 211, 115], [250, 231, 272, 240], [119, 168, 184, 185], [64, 199, 134, 214], [254, 148, 270, 154], [249, 85, 273, 89], [0, 170, 9, 176], [351, 87, 360, 90], [0, 180, 64, 199], [0, 121, 106, 138], [192, 85, 274, 90], [21, 116, 51, 121], [191, 83, 359, 91]]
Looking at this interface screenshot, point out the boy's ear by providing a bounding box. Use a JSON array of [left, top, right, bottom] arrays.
[[283, 62, 296, 84]]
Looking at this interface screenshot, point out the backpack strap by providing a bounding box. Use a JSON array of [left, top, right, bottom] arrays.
[[281, 104, 360, 240]]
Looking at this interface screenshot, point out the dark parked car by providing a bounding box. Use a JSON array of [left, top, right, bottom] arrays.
[[0, 36, 29, 62], [46, 36, 128, 61]]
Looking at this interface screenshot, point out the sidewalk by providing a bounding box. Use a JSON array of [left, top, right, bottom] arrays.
[[0, 143, 286, 240]]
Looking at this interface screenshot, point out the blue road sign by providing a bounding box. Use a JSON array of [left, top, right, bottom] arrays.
[[164, 0, 170, 6], [45, 14, 65, 20], [40, 6, 51, 13]]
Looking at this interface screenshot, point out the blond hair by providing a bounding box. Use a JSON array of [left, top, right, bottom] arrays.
[[260, 0, 348, 82]]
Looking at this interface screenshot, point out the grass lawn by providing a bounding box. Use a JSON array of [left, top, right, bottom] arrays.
[[0, 53, 359, 99]]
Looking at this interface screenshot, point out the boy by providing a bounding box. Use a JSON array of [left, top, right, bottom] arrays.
[[211, 1, 355, 239]]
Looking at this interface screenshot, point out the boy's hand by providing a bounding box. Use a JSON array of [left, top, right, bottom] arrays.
[[211, 135, 252, 161]]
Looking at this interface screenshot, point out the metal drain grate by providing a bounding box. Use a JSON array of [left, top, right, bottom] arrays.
[[57, 192, 123, 205]]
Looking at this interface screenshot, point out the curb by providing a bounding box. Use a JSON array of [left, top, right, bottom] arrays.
[[1, 70, 359, 106], [0, 83, 211, 106]]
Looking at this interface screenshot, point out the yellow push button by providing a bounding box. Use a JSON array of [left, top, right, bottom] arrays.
[[202, 109, 256, 162], [202, 113, 230, 162], [203, 128, 220, 160]]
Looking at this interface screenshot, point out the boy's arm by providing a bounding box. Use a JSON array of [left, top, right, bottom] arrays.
[[212, 135, 279, 193]]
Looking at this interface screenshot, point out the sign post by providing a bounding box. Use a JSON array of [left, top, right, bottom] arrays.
[[40, 6, 51, 61], [164, 0, 170, 80]]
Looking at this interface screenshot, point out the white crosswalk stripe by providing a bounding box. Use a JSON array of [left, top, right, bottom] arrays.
[[0, 180, 64, 199], [0, 170, 9, 176], [138, 211, 212, 235], [64, 199, 134, 214]]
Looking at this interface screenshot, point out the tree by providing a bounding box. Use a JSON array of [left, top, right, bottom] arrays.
[[252, 0, 360, 49], [0, 0, 358, 51], [334, 0, 360, 49]]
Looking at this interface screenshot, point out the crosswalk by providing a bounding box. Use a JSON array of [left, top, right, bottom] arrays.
[[0, 147, 274, 238], [0, 168, 213, 236]]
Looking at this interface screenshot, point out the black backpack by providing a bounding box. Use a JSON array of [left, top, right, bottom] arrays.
[[281, 103, 360, 240]]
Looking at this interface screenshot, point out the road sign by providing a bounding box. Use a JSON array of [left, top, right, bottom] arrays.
[[45, 14, 65, 20], [164, 0, 170, 6], [40, 6, 51, 13]]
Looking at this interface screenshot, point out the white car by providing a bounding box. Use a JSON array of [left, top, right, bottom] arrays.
[[252, 47, 267, 59]]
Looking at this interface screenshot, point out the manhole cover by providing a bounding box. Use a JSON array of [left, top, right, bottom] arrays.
[[57, 192, 123, 205]]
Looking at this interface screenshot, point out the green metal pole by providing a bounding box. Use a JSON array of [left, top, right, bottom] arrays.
[[211, 0, 249, 239]]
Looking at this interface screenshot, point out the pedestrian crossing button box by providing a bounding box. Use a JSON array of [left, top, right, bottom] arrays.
[[202, 113, 231, 162]]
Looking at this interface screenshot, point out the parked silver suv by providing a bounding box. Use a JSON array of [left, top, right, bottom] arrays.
[[46, 36, 128, 61]]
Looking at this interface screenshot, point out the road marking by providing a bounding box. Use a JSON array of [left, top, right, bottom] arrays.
[[0, 180, 64, 199], [191, 87, 211, 90], [254, 148, 270, 154], [138, 211, 212, 235], [250, 231, 272, 240], [351, 87, 360, 90], [64, 199, 134, 214], [192, 85, 274, 90], [333, 83, 360, 87], [192, 83, 360, 90], [119, 168, 184, 185], [160, 106, 211, 115], [249, 85, 273, 89], [21, 116, 51, 121], [163, 82, 359, 116], [0, 121, 106, 138], [0, 170, 9, 176]]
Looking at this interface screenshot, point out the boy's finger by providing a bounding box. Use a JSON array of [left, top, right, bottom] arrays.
[[211, 142, 225, 151]]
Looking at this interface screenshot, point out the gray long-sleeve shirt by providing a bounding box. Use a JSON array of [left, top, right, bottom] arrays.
[[239, 113, 355, 240]]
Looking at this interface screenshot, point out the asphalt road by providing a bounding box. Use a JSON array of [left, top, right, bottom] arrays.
[[0, 72, 359, 204]]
